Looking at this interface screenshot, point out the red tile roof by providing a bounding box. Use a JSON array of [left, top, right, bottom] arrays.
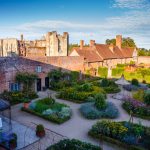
[[73, 47, 103, 62], [71, 44, 136, 62]]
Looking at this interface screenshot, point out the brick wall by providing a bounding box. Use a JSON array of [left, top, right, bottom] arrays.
[[137, 56, 150, 64]]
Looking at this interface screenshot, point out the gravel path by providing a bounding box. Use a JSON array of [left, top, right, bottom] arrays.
[[11, 90, 150, 150]]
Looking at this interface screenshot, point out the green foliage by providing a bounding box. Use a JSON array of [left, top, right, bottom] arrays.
[[89, 120, 150, 150], [23, 97, 71, 124], [95, 79, 120, 94], [137, 68, 150, 79], [76, 83, 93, 92], [132, 90, 144, 102], [48, 69, 63, 82], [0, 90, 38, 105], [138, 48, 150, 56], [100, 78, 109, 87], [36, 124, 45, 132], [112, 67, 124, 76], [58, 86, 106, 103], [95, 93, 107, 110], [131, 79, 139, 86], [98, 67, 108, 78], [70, 71, 79, 81], [16, 72, 37, 92], [144, 90, 150, 105], [106, 37, 136, 48], [47, 139, 101, 150]]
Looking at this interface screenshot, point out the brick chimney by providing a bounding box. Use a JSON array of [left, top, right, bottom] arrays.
[[80, 40, 84, 49], [116, 35, 122, 49], [109, 43, 114, 53], [90, 40, 95, 47]]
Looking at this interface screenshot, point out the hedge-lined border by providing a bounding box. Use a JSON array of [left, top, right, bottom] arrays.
[[88, 131, 146, 150], [122, 103, 150, 120], [21, 107, 71, 124]]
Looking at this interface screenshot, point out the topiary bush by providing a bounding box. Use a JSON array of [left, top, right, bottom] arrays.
[[95, 93, 107, 110], [100, 78, 109, 87], [131, 79, 139, 86]]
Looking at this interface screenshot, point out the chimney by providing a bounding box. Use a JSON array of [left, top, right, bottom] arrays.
[[109, 43, 114, 53], [116, 35, 122, 49], [90, 40, 95, 47], [80, 40, 84, 49], [21, 34, 23, 41]]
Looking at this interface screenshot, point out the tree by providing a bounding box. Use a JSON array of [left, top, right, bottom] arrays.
[[138, 48, 150, 56], [106, 37, 136, 48]]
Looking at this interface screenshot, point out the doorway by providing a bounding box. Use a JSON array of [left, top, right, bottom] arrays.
[[37, 78, 41, 91], [45, 77, 49, 89]]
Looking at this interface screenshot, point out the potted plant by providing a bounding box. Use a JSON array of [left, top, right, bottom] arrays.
[[36, 124, 45, 138], [9, 133, 17, 150], [23, 98, 30, 109]]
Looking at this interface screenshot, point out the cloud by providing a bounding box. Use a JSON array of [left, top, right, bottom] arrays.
[[0, 1, 150, 49], [112, 0, 150, 9]]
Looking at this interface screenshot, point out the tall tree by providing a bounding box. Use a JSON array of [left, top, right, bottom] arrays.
[[106, 37, 136, 48]]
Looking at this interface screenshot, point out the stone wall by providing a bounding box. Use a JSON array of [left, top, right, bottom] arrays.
[[137, 56, 150, 64], [0, 38, 18, 56]]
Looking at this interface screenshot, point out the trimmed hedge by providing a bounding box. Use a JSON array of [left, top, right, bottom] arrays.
[[46, 139, 101, 150]]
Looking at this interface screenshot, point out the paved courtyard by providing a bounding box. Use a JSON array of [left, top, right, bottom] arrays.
[[10, 90, 150, 150]]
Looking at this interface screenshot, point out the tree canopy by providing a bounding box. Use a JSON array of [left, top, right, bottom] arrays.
[[106, 37, 136, 48], [138, 48, 150, 56]]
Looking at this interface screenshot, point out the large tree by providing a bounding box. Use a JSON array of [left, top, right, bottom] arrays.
[[138, 48, 150, 56], [106, 37, 136, 48]]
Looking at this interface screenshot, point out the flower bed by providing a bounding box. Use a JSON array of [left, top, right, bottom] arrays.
[[0, 90, 38, 105], [89, 120, 150, 150], [80, 93, 119, 119], [122, 97, 150, 120], [57, 84, 106, 103], [93, 79, 121, 94], [22, 97, 71, 124], [46, 139, 101, 150]]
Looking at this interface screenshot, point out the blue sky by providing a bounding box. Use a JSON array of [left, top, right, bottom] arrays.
[[0, 0, 150, 48]]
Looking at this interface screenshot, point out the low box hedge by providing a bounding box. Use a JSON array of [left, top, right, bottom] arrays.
[[22, 107, 70, 124]]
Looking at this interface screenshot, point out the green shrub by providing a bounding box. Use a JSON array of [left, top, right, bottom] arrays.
[[131, 79, 139, 86], [70, 71, 79, 81], [112, 67, 124, 77], [100, 78, 109, 87], [98, 67, 108, 78], [76, 83, 93, 92], [95, 93, 107, 110], [47, 139, 101, 150], [58, 86, 106, 103], [144, 90, 150, 105], [132, 90, 144, 102]]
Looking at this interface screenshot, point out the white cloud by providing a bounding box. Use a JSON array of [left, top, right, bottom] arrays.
[[0, 2, 150, 49], [113, 0, 150, 9]]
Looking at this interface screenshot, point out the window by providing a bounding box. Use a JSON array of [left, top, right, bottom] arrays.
[[10, 83, 20, 91], [36, 66, 42, 73]]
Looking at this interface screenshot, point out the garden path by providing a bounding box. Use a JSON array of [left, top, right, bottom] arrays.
[[10, 90, 150, 150]]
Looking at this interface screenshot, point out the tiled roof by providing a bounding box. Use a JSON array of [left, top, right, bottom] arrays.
[[71, 44, 135, 62], [73, 47, 103, 62]]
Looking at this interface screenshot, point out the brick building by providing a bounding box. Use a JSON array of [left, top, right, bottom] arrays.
[[0, 56, 84, 93], [70, 35, 138, 72]]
